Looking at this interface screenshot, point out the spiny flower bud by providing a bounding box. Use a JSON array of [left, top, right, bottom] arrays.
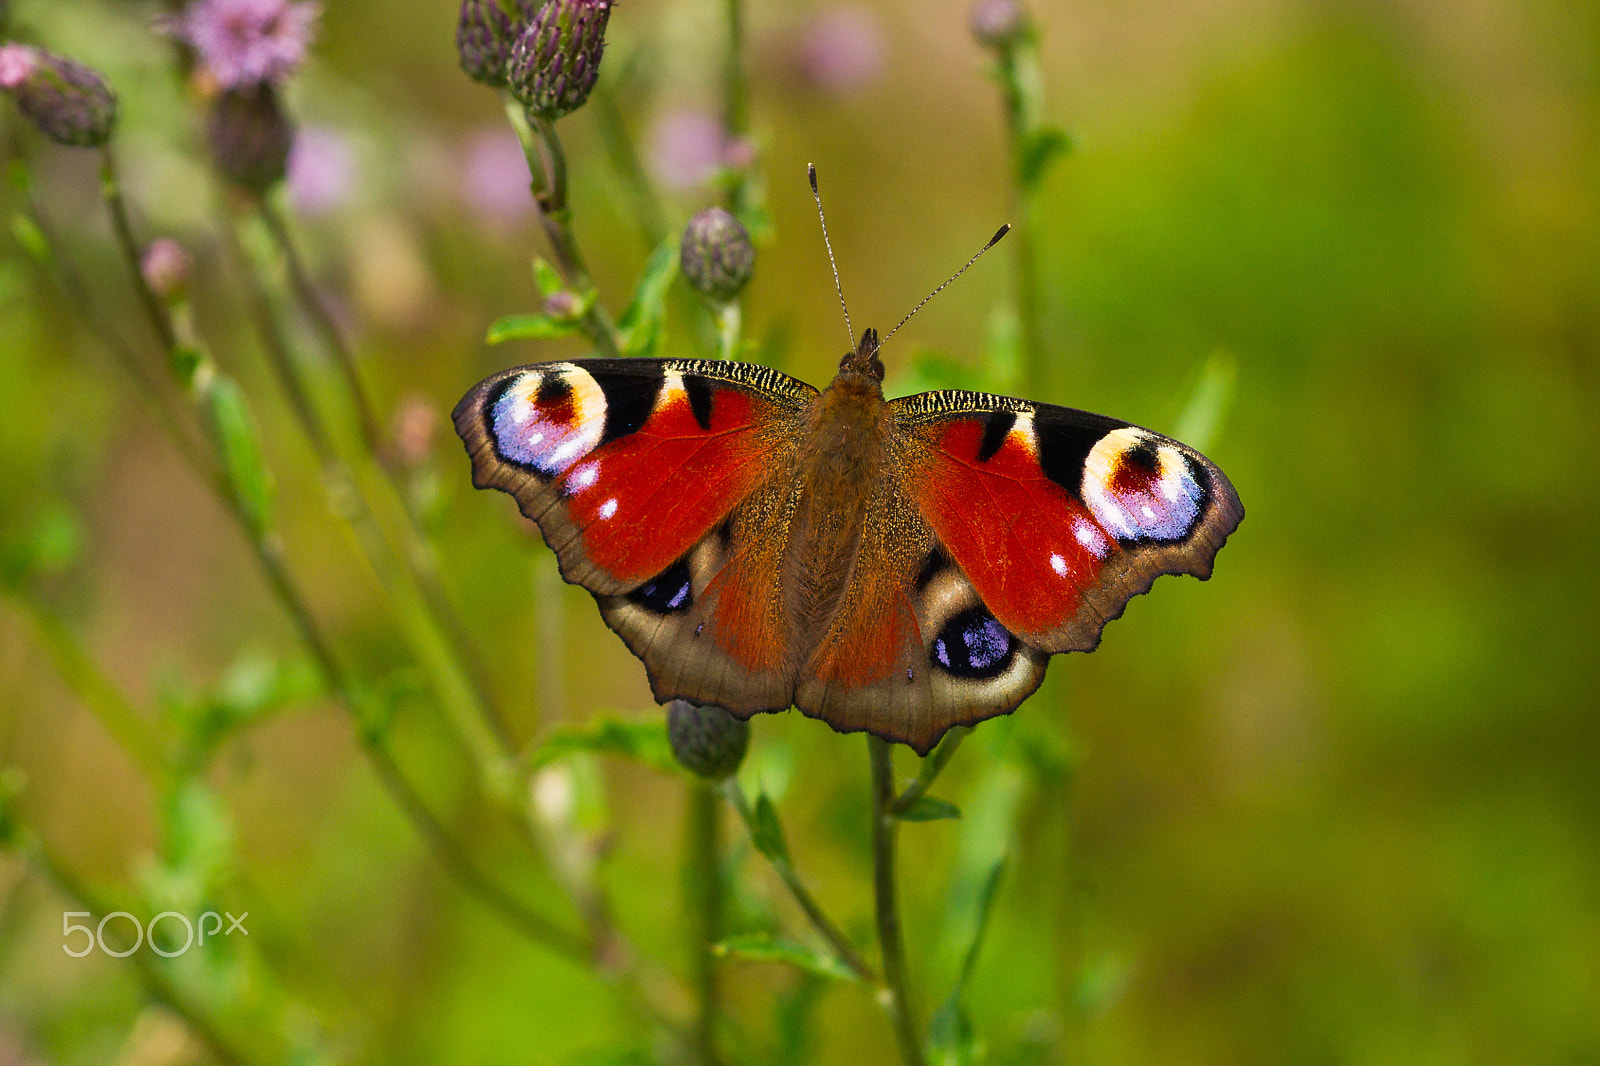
[[667, 700, 749, 781], [207, 84, 294, 194], [141, 239, 193, 302], [457, 0, 537, 87], [969, 0, 1031, 50], [680, 207, 754, 303], [506, 0, 611, 121], [0, 44, 117, 148]]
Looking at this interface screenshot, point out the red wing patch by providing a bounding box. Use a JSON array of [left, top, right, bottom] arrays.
[[903, 415, 1114, 641], [457, 359, 815, 593]]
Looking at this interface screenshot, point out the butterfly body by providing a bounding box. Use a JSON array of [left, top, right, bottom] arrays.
[[455, 333, 1241, 753]]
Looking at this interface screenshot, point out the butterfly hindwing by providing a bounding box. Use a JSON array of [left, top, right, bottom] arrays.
[[892, 389, 1243, 655], [792, 471, 1049, 754], [452, 358, 816, 599]]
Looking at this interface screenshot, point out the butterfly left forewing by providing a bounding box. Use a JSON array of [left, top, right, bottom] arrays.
[[453, 358, 816, 596], [891, 389, 1243, 655]]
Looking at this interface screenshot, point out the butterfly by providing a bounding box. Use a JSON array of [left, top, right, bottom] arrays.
[[453, 328, 1243, 754]]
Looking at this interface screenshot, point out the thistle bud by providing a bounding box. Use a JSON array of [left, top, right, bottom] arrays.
[[680, 207, 754, 303], [0, 44, 117, 148], [207, 84, 294, 194], [969, 0, 1031, 49], [667, 701, 749, 781], [457, 0, 537, 88], [506, 0, 611, 121], [141, 239, 192, 302]]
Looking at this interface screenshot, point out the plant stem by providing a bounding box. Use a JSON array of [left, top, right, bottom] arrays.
[[722, 0, 749, 214], [688, 780, 723, 1065], [591, 82, 667, 249], [890, 726, 969, 817], [5, 594, 167, 779], [257, 199, 382, 460], [86, 153, 589, 965], [869, 736, 926, 1066], [14, 829, 259, 1066], [221, 212, 513, 787], [503, 97, 620, 355], [720, 778, 876, 982], [247, 203, 516, 754], [994, 40, 1047, 398]]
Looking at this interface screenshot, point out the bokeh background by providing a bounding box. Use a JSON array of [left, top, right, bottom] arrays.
[[2, 0, 1598, 1063]]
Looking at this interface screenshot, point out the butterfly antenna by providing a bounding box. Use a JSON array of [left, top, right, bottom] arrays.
[[880, 223, 1012, 347], [809, 164, 855, 348]]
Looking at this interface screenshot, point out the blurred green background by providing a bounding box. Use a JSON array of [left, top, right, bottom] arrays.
[[2, 0, 1597, 1063]]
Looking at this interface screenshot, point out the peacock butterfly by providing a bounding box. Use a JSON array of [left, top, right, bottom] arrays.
[[454, 183, 1243, 754]]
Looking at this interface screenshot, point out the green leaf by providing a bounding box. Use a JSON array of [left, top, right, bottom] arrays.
[[532, 258, 563, 298], [527, 714, 679, 776], [750, 792, 790, 864], [9, 212, 49, 265], [897, 795, 962, 822], [616, 237, 680, 356], [1174, 350, 1238, 453], [487, 313, 582, 344], [929, 860, 1005, 1065], [206, 375, 273, 536], [1017, 125, 1073, 190], [713, 933, 861, 983]]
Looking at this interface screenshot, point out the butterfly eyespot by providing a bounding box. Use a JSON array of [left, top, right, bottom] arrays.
[[929, 606, 1017, 680], [1082, 429, 1207, 544], [629, 557, 694, 615]]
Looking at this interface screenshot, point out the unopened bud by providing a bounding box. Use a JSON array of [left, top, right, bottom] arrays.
[[457, 0, 537, 88], [208, 84, 294, 193], [542, 289, 581, 319], [0, 44, 117, 148], [680, 207, 754, 303], [969, 0, 1031, 49], [141, 239, 192, 302], [667, 701, 749, 780], [506, 0, 611, 121]]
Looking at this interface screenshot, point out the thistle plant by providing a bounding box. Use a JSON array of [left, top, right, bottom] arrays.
[[0, 3, 1131, 1065]]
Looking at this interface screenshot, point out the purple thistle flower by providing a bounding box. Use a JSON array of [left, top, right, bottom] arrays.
[[164, 0, 320, 89]]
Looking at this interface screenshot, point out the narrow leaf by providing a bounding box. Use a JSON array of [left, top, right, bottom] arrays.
[[1174, 350, 1237, 453], [526, 715, 679, 776], [1017, 125, 1073, 190], [750, 792, 790, 864], [616, 237, 680, 356], [896, 795, 962, 822], [487, 313, 581, 344], [532, 258, 563, 298], [206, 375, 273, 536], [713, 933, 861, 983]]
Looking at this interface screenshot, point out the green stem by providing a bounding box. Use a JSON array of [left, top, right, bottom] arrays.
[[88, 154, 588, 965], [592, 82, 667, 249], [722, 0, 749, 214], [869, 736, 926, 1066], [720, 779, 876, 982], [101, 150, 177, 354], [221, 212, 513, 789], [688, 780, 723, 1065], [255, 199, 516, 752], [714, 301, 742, 361], [14, 830, 259, 1066], [890, 726, 969, 817], [995, 42, 1047, 398], [5, 594, 167, 778], [503, 98, 620, 356]]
